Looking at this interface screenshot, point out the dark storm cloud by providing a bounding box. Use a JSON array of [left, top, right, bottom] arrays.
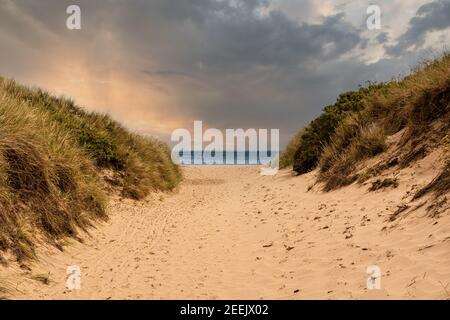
[[0, 0, 448, 146], [191, 11, 365, 70], [65, 0, 365, 73], [386, 0, 450, 55], [91, 0, 368, 135], [376, 32, 389, 44], [5, 0, 365, 70]]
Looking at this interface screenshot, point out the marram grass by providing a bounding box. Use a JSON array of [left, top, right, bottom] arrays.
[[0, 78, 181, 260]]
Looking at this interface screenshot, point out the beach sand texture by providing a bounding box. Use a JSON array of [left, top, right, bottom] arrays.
[[3, 154, 450, 299]]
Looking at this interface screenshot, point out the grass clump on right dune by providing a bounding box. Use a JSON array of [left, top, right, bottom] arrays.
[[413, 135, 450, 200], [280, 85, 386, 172], [284, 53, 450, 196], [318, 54, 450, 191], [318, 114, 386, 190], [443, 135, 450, 159]]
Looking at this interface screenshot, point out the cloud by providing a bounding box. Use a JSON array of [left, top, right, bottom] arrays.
[[376, 32, 389, 44], [0, 0, 448, 147], [197, 11, 365, 71], [386, 0, 450, 55]]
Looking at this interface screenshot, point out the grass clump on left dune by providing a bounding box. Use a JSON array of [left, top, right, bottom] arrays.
[[0, 77, 181, 260]]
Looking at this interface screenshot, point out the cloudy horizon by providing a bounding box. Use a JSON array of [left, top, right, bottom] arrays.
[[1, 0, 450, 147]]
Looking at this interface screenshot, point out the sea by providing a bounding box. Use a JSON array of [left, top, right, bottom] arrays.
[[173, 150, 279, 165]]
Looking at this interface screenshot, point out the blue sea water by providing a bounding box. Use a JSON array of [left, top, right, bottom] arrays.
[[174, 150, 279, 165]]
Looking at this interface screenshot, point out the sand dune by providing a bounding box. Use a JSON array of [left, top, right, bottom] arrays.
[[2, 157, 450, 299]]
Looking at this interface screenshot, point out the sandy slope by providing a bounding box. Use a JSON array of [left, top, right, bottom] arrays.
[[3, 159, 450, 299]]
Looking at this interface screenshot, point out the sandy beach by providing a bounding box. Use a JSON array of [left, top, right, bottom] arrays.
[[3, 154, 449, 300]]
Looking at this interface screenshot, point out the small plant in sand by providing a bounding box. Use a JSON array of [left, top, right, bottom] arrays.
[[443, 135, 450, 157], [443, 135, 450, 172], [31, 273, 52, 285]]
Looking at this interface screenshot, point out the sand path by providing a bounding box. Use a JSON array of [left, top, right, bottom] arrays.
[[7, 166, 450, 299]]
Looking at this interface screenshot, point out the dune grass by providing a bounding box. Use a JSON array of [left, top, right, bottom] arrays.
[[281, 85, 386, 172], [443, 135, 450, 158], [318, 53, 450, 191], [318, 117, 386, 190], [413, 135, 450, 200], [0, 77, 181, 260], [279, 129, 304, 169], [285, 53, 450, 195]]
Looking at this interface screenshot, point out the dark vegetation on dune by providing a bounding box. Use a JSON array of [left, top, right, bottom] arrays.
[[280, 85, 386, 172], [282, 54, 450, 197], [0, 78, 181, 260]]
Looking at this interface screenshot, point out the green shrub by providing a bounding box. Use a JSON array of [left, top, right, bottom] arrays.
[[294, 53, 450, 191], [288, 85, 384, 174], [279, 129, 304, 169]]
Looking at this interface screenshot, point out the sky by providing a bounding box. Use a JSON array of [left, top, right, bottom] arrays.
[[0, 0, 449, 147]]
